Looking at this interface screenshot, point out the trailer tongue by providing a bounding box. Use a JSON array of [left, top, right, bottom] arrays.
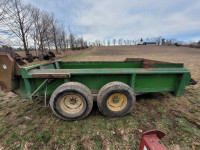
[[0, 54, 192, 120]]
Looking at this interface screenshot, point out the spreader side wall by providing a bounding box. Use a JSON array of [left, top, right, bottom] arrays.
[[134, 74, 179, 93], [23, 72, 190, 99], [18, 61, 191, 99], [70, 74, 130, 91]]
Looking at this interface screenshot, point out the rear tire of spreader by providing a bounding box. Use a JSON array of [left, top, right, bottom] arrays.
[[50, 82, 93, 121], [97, 81, 136, 117]]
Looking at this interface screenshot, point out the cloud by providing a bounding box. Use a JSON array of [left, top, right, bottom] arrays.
[[1, 0, 200, 47], [73, 0, 200, 42], [0, 31, 21, 47]]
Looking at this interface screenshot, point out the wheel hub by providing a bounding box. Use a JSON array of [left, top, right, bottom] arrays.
[[107, 93, 128, 111], [113, 96, 119, 103], [60, 94, 84, 114], [69, 97, 77, 105]]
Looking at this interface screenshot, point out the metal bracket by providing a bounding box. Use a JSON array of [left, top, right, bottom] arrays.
[[30, 79, 49, 98]]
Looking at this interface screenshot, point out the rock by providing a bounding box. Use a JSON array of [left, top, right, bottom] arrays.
[[138, 129, 143, 133], [120, 129, 124, 135], [111, 130, 116, 135], [23, 116, 32, 120]]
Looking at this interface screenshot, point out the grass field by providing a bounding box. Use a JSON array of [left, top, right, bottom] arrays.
[[0, 45, 200, 150]]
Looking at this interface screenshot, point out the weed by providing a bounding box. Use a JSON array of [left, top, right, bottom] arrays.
[[158, 107, 167, 118], [0, 128, 8, 137], [5, 131, 19, 145], [175, 118, 196, 136], [93, 136, 102, 149], [189, 106, 198, 113], [34, 129, 52, 143]]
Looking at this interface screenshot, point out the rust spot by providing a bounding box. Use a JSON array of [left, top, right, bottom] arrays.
[[32, 74, 69, 78], [142, 59, 168, 68]]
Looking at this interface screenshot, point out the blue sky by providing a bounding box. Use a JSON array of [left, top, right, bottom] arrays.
[[4, 0, 200, 45]]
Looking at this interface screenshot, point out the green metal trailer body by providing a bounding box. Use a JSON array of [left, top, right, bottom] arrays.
[[0, 54, 192, 120], [0, 55, 191, 99], [12, 59, 190, 99]]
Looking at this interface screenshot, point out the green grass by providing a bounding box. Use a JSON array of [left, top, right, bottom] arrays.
[[34, 129, 52, 143], [0, 88, 199, 150]]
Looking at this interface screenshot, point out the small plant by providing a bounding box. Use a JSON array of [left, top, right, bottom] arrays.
[[34, 129, 52, 143]]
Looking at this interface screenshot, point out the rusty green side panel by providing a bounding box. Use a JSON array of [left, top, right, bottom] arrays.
[[18, 59, 191, 100]]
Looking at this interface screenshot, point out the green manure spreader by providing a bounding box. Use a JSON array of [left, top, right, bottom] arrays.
[[0, 54, 192, 120]]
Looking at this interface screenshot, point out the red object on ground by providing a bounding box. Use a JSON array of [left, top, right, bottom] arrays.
[[139, 130, 167, 150]]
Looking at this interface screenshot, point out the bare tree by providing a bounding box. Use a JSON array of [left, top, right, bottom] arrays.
[[95, 40, 100, 46], [0, 0, 8, 21], [79, 36, 84, 49], [132, 40, 134, 45], [166, 39, 175, 46], [57, 28, 63, 50], [50, 14, 59, 53], [112, 39, 116, 46], [44, 14, 53, 51], [107, 39, 110, 46], [31, 7, 50, 52], [118, 38, 123, 45], [69, 26, 75, 50], [61, 31, 67, 51], [56, 23, 68, 51], [0, 0, 9, 44], [103, 40, 105, 46], [2, 0, 33, 55], [66, 36, 69, 50], [124, 40, 127, 46], [84, 40, 88, 48], [126, 39, 130, 45]]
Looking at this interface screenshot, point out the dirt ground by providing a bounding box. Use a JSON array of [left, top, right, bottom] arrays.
[[0, 45, 199, 150]]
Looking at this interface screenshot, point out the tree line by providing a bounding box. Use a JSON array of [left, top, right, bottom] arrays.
[[90, 37, 200, 48], [0, 0, 88, 56]]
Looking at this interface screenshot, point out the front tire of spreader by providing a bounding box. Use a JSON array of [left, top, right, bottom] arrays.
[[97, 81, 136, 117], [50, 82, 93, 121]]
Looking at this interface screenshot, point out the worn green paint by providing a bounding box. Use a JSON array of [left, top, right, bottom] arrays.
[[23, 78, 33, 99], [130, 74, 136, 89], [174, 73, 191, 96], [18, 59, 191, 99]]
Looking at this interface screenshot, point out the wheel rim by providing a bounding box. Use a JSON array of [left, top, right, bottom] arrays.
[[106, 93, 127, 111], [60, 93, 84, 114]]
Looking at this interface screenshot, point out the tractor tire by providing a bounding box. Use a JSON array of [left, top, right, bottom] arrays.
[[50, 82, 93, 121], [97, 81, 136, 117]]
